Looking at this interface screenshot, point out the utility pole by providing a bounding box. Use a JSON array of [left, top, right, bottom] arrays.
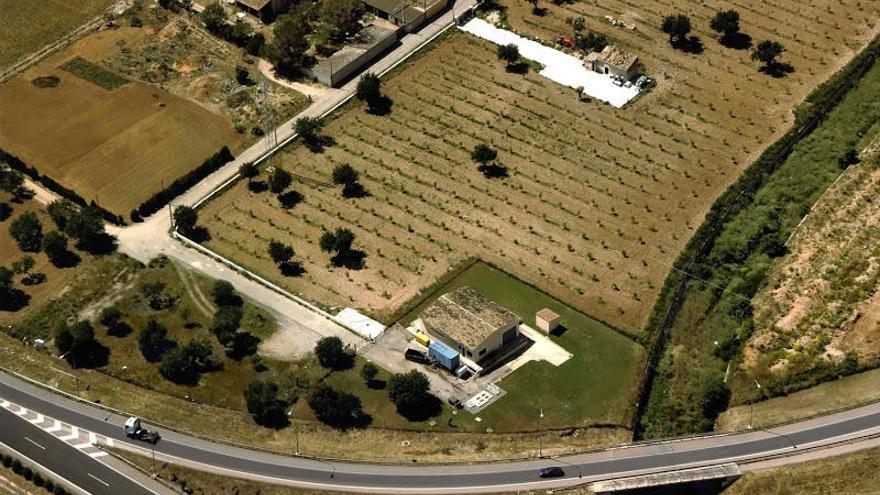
[[749, 379, 761, 429], [538, 408, 544, 458]]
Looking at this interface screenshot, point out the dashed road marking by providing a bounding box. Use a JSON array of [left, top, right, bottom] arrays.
[[88, 451, 109, 458], [73, 442, 94, 450], [87, 473, 110, 487], [47, 420, 62, 433], [28, 413, 45, 424], [59, 426, 79, 441], [24, 437, 46, 450], [89, 431, 97, 444], [13, 406, 27, 416]]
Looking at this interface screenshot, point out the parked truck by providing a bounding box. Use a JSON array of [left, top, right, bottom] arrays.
[[123, 417, 161, 444]]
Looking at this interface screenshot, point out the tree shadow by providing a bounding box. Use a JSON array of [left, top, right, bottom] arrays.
[[341, 182, 369, 199], [280, 260, 306, 277], [478, 163, 509, 178], [107, 322, 134, 338], [247, 180, 269, 193], [366, 379, 386, 390], [76, 233, 117, 255], [550, 324, 568, 337], [673, 36, 704, 54], [366, 96, 393, 116], [0, 289, 30, 312], [278, 190, 304, 209], [506, 62, 530, 74], [532, 7, 547, 16], [396, 394, 442, 422], [760, 62, 795, 78], [0, 202, 11, 221], [67, 342, 111, 369], [330, 250, 366, 270], [186, 227, 212, 243], [720, 32, 752, 50], [304, 135, 335, 153], [49, 249, 82, 269]]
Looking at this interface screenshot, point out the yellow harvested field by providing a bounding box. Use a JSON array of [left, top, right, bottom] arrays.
[[0, 28, 243, 215], [201, 1, 879, 333]]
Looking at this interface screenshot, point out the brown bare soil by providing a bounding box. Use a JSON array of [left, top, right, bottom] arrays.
[[201, 0, 879, 333]]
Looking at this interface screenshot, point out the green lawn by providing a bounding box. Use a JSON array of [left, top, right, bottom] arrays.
[[402, 262, 645, 431], [60, 56, 129, 90], [0, 0, 112, 68]]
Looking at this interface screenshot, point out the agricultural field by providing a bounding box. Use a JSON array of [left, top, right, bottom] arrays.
[[202, 0, 878, 335], [0, 4, 307, 217], [0, 0, 112, 69], [741, 133, 880, 396]]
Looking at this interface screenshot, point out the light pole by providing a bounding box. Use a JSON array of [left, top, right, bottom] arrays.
[[538, 408, 544, 458], [59, 351, 79, 395], [748, 379, 761, 429]]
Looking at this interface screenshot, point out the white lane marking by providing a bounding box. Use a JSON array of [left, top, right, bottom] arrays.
[[59, 426, 79, 441], [104, 437, 114, 447], [23, 437, 45, 450], [46, 420, 63, 433], [28, 413, 45, 424], [73, 442, 94, 450], [0, 399, 10, 407], [14, 406, 28, 416], [88, 451, 108, 458], [89, 432, 97, 444], [88, 473, 110, 487]]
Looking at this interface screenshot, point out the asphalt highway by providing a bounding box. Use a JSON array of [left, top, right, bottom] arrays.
[[2, 372, 879, 493], [0, 407, 157, 495]]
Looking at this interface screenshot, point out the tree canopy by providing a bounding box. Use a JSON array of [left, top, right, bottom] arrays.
[[41, 231, 71, 266], [9, 212, 43, 252], [239, 162, 259, 182], [314, 336, 352, 370], [244, 380, 289, 428], [173, 205, 198, 234], [497, 44, 520, 65], [752, 40, 785, 66], [211, 305, 243, 345], [387, 370, 440, 421], [710, 10, 740, 38], [320, 0, 363, 41], [0, 169, 25, 200], [200, 3, 227, 33], [54, 320, 109, 368], [267, 12, 310, 76], [268, 168, 293, 194], [471, 144, 498, 164], [138, 320, 176, 362], [661, 14, 691, 43], [211, 279, 243, 307], [308, 385, 369, 429], [159, 340, 215, 385]]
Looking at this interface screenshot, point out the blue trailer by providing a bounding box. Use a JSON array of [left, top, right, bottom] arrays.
[[428, 340, 460, 371]]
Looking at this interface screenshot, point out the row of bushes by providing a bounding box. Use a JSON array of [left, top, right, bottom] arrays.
[[1, 452, 71, 495], [134, 146, 234, 221], [634, 34, 880, 438], [0, 149, 124, 225]]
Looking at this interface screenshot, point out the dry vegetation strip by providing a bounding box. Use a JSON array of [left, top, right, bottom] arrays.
[[202, 0, 878, 334]]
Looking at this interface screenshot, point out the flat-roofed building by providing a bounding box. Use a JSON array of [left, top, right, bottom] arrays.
[[585, 44, 640, 80], [417, 287, 521, 362]]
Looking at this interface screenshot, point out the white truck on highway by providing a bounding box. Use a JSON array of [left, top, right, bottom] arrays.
[[123, 417, 161, 444]]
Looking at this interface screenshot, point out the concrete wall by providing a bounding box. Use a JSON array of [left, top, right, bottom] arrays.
[[310, 31, 397, 86]]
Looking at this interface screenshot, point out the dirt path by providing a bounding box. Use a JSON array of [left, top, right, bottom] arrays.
[[174, 262, 215, 318], [257, 59, 340, 100]]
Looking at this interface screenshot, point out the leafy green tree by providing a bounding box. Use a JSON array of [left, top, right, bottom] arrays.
[[211, 279, 242, 307], [41, 231, 70, 266], [268, 168, 292, 194], [200, 3, 227, 33], [710, 10, 740, 40], [332, 164, 359, 187], [0, 202, 11, 221], [360, 362, 379, 387], [244, 380, 288, 428], [100, 306, 132, 337], [226, 331, 261, 360], [239, 162, 259, 184], [211, 306, 243, 345], [12, 256, 35, 283], [235, 65, 254, 86], [308, 385, 368, 429], [138, 320, 175, 362], [141, 281, 175, 310], [497, 44, 520, 68], [0, 169, 25, 200], [471, 144, 497, 165], [661, 14, 691, 44], [752, 40, 785, 67], [355, 73, 389, 114], [295, 117, 324, 143], [267, 12, 310, 76], [0, 266, 13, 297], [173, 205, 198, 235], [314, 336, 353, 370], [320, 0, 363, 41], [159, 340, 214, 385], [387, 370, 438, 420], [9, 212, 43, 252], [65, 205, 114, 253], [319, 228, 355, 256], [268, 239, 294, 265], [46, 200, 77, 232], [54, 321, 109, 368]]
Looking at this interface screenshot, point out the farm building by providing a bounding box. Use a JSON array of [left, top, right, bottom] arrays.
[[585, 44, 640, 80], [308, 23, 398, 86], [535, 308, 560, 334], [416, 287, 521, 363], [235, 0, 291, 20], [363, 0, 448, 32]]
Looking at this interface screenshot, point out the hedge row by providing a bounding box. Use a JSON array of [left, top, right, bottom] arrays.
[[633, 34, 880, 436], [1, 452, 70, 494], [135, 146, 234, 220], [0, 148, 124, 225]]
